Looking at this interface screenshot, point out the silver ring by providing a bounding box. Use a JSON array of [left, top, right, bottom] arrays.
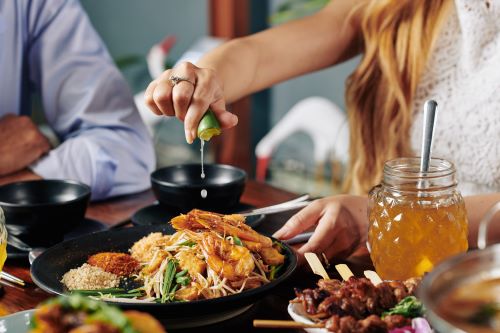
[[169, 75, 195, 87]]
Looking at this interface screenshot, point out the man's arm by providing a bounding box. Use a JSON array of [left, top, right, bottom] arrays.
[[0, 169, 42, 186], [26, 0, 155, 200], [0, 115, 50, 176]]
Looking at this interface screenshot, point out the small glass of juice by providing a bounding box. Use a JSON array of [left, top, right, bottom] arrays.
[[368, 157, 468, 280]]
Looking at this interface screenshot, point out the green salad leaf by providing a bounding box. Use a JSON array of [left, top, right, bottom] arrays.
[[382, 296, 424, 319], [39, 294, 139, 333]]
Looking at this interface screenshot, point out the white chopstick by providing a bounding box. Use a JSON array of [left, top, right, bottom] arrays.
[[239, 194, 310, 217], [1, 271, 25, 286]]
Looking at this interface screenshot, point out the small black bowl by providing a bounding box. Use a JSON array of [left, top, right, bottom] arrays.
[[0, 180, 91, 248], [151, 163, 247, 212]]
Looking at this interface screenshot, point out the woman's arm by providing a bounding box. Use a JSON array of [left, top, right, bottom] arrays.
[[465, 194, 500, 248], [145, 0, 365, 143], [198, 0, 364, 103]]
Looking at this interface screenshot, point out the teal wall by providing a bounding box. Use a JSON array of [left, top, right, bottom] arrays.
[[271, 58, 359, 124], [81, 0, 209, 93]]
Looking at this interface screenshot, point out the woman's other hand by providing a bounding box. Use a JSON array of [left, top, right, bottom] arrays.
[[273, 195, 368, 261], [144, 62, 238, 144]]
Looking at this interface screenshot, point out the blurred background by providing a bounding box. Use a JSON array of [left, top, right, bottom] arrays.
[[79, 0, 359, 196]]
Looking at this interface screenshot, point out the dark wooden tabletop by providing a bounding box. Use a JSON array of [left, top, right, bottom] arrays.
[[0, 180, 372, 332]]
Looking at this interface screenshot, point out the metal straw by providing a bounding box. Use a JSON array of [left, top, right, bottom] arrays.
[[420, 100, 438, 173]]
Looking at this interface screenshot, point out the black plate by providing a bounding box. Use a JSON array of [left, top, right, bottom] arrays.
[[7, 218, 107, 259], [131, 203, 265, 229], [30, 225, 297, 328]]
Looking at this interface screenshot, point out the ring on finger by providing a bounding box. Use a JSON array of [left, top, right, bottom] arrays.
[[169, 75, 195, 87]]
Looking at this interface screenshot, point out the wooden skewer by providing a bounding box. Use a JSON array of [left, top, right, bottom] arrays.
[[304, 252, 330, 280], [253, 319, 323, 329], [334, 264, 354, 281], [364, 270, 383, 286]]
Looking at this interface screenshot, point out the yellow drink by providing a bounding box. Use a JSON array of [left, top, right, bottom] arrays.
[[0, 207, 6, 272], [368, 157, 468, 280], [368, 196, 468, 280], [0, 241, 6, 272]]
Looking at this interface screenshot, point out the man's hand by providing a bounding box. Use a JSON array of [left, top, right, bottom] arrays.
[[0, 114, 51, 176], [0, 169, 42, 186]]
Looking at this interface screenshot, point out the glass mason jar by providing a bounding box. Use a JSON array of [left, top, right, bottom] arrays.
[[368, 157, 468, 280]]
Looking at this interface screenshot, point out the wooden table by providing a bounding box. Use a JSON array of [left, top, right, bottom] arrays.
[[0, 180, 371, 332]]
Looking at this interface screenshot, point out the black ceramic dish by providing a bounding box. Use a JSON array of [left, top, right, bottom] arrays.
[[131, 202, 265, 229], [0, 180, 91, 248], [31, 225, 297, 328], [151, 164, 246, 212]]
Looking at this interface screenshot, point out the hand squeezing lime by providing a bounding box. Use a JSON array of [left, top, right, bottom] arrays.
[[197, 109, 221, 141]]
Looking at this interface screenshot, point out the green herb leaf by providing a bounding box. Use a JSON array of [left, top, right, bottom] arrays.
[[269, 264, 284, 280], [169, 284, 179, 301], [470, 303, 500, 325], [176, 275, 191, 286], [233, 236, 243, 246], [70, 287, 145, 299], [178, 240, 197, 247], [70, 288, 126, 296], [126, 287, 145, 294], [161, 259, 177, 303], [175, 269, 188, 278], [382, 296, 424, 319], [273, 240, 285, 252]]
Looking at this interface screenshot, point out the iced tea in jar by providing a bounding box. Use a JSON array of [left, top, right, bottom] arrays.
[[368, 157, 468, 280]]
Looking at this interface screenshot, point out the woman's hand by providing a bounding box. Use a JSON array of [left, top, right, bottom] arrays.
[[273, 195, 369, 261], [144, 62, 238, 144]]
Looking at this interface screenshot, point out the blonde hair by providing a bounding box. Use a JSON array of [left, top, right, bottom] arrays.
[[344, 0, 452, 194]]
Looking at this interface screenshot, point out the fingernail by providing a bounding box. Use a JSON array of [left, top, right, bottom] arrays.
[[230, 114, 238, 126], [273, 229, 288, 239], [185, 129, 192, 144]]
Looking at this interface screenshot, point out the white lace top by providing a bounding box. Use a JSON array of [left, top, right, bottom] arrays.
[[410, 0, 500, 196]]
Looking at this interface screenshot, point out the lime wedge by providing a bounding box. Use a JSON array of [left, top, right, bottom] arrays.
[[197, 109, 221, 141]]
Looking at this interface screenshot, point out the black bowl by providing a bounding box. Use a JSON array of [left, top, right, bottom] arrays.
[[151, 164, 247, 212], [0, 180, 91, 248], [31, 225, 297, 328]]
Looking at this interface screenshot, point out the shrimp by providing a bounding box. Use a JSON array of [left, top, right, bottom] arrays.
[[258, 247, 285, 266], [176, 248, 206, 277], [172, 209, 273, 248], [171, 213, 205, 231], [198, 232, 255, 281]]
